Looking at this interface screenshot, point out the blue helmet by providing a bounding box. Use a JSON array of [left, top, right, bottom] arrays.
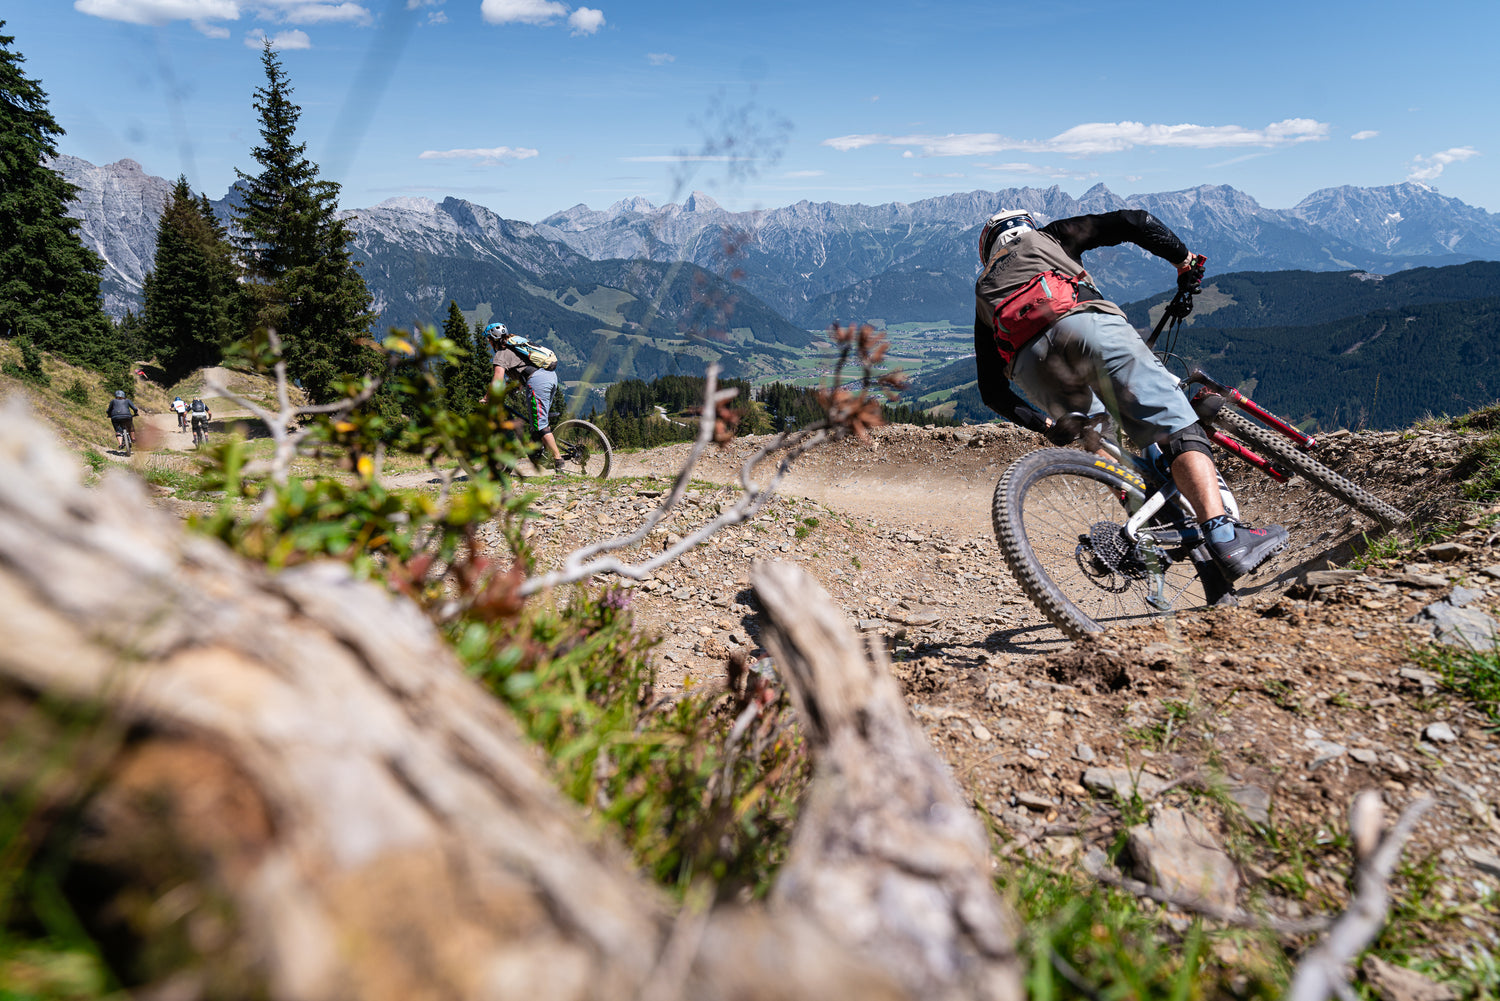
[[483, 322, 509, 342], [115, 390, 125, 398]]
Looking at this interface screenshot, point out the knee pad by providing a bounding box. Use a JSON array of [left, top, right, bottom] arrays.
[[1161, 423, 1213, 463]]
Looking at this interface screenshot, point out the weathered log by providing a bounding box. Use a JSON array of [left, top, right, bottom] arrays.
[[753, 561, 1022, 1001], [0, 397, 1020, 999]]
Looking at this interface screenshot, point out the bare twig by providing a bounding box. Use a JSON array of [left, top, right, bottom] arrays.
[[516, 362, 833, 597], [203, 328, 379, 492], [1285, 793, 1435, 1001], [1079, 851, 1331, 936]]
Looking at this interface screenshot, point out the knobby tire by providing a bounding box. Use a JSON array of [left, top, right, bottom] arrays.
[[993, 448, 1210, 640], [1208, 408, 1405, 528], [553, 419, 612, 480]]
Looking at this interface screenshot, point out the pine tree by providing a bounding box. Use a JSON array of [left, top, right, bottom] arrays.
[[142, 177, 241, 382], [234, 41, 373, 402], [439, 302, 490, 415], [0, 21, 114, 365]]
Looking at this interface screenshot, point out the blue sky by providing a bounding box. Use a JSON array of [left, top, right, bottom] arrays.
[[7, 0, 1496, 222]]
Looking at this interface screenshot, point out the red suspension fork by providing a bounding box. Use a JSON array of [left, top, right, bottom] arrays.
[[1208, 429, 1290, 483], [1188, 369, 1318, 450]]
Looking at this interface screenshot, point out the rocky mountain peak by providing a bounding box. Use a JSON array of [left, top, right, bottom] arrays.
[[682, 191, 721, 213]]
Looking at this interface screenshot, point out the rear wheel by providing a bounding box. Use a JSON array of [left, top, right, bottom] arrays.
[[993, 448, 1211, 639], [1207, 408, 1405, 528], [553, 419, 612, 480]]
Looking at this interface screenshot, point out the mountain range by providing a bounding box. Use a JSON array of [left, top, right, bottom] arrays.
[[49, 155, 1500, 376]]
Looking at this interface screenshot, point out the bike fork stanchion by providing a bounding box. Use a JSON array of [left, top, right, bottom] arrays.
[[1189, 375, 1317, 451]]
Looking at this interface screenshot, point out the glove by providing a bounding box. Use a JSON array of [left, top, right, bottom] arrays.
[[1043, 414, 1083, 446], [1044, 423, 1076, 447], [1176, 253, 1207, 296]]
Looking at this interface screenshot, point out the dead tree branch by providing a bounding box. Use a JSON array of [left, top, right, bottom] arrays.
[[752, 560, 1023, 1001], [1285, 792, 1436, 1001], [0, 397, 1019, 1001]]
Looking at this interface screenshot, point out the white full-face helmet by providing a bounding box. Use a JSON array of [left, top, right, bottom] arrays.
[[979, 209, 1039, 263]]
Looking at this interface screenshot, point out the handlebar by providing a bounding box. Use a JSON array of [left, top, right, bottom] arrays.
[[1145, 289, 1194, 351]]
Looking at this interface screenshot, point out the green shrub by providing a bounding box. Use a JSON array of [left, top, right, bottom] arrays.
[[62, 379, 91, 407], [461, 589, 807, 896], [2, 335, 50, 386]]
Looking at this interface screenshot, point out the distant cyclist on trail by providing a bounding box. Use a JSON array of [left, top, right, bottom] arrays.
[[106, 390, 140, 449], [189, 398, 212, 439], [973, 207, 1287, 581], [479, 322, 565, 473], [172, 395, 188, 432]]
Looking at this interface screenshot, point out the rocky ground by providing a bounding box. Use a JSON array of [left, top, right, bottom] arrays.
[[503, 420, 1500, 984]]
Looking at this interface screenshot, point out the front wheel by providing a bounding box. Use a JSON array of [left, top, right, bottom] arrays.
[[993, 449, 1212, 639], [553, 419, 612, 480], [1207, 408, 1405, 528]]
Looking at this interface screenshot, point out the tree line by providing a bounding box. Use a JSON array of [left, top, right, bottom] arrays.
[[588, 375, 957, 450], [0, 23, 372, 403]]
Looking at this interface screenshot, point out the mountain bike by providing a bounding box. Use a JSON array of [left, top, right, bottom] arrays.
[[991, 291, 1406, 640], [114, 421, 133, 456], [192, 415, 210, 448], [503, 397, 613, 480]]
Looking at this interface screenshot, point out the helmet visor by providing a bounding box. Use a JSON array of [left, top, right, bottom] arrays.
[[992, 212, 1036, 237], [980, 211, 1038, 262]]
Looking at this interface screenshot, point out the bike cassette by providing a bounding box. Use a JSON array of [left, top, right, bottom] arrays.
[[1079, 521, 1174, 584], [1074, 522, 1134, 593]]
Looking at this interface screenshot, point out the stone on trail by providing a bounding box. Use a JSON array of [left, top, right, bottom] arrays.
[[1081, 767, 1166, 799], [1126, 807, 1239, 912], [1410, 598, 1500, 648]]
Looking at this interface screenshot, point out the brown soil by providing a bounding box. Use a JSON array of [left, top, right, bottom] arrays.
[[516, 421, 1500, 961]]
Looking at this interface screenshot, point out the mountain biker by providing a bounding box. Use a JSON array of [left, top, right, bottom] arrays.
[[189, 398, 212, 440], [479, 322, 565, 473], [106, 390, 140, 449], [171, 395, 188, 432], [974, 208, 1287, 580]]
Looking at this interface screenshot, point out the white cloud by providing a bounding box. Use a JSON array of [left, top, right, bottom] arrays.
[[480, 0, 567, 24], [479, 0, 604, 33], [76, 0, 373, 28], [245, 27, 311, 47], [621, 154, 739, 163], [74, 0, 240, 26], [419, 145, 540, 162], [568, 6, 603, 33], [823, 118, 1329, 157], [1408, 146, 1480, 182], [1351, 130, 1379, 140], [426, 10, 447, 23], [276, 2, 371, 25], [782, 169, 824, 178], [647, 52, 675, 65], [976, 161, 1099, 182]]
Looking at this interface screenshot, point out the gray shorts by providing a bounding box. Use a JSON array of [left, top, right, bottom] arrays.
[[1008, 310, 1199, 448]]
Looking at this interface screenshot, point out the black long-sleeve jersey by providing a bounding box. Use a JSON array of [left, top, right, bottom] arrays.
[[972, 210, 1189, 431]]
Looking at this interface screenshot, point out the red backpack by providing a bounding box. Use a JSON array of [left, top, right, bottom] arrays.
[[992, 269, 1101, 361]]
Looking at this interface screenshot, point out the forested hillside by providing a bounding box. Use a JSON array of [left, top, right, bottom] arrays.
[[1160, 297, 1500, 429], [1121, 261, 1500, 330], [355, 234, 812, 385]]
